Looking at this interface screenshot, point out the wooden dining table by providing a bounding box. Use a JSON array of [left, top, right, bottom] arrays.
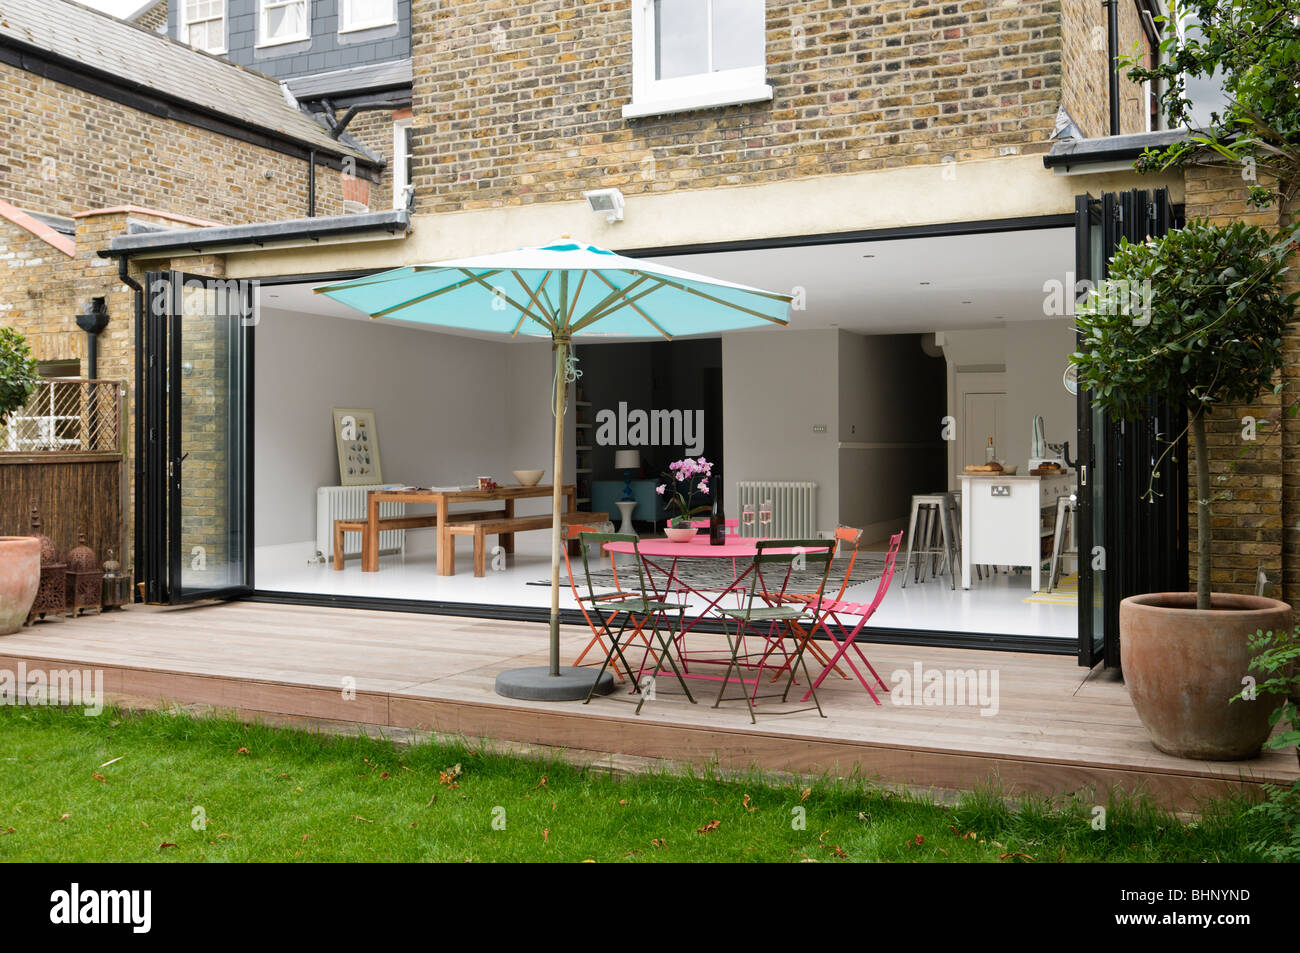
[[363, 484, 577, 575]]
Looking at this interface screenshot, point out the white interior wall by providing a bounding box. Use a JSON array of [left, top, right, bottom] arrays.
[[253, 309, 566, 550], [940, 320, 1075, 483], [721, 328, 840, 534]]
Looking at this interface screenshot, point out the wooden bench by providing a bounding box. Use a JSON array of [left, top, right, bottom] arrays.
[[446, 511, 608, 577], [333, 509, 506, 570]]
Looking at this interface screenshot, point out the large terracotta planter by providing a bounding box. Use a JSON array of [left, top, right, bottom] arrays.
[[1120, 592, 1291, 760], [0, 536, 41, 635]]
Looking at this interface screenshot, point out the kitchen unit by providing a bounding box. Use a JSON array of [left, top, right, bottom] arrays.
[[959, 472, 1074, 592]]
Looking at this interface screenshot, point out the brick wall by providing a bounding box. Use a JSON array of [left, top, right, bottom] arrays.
[[344, 109, 404, 211], [0, 60, 347, 223], [1061, 0, 1151, 138], [1181, 162, 1291, 597], [131, 1, 168, 33], [411, 0, 1073, 213]]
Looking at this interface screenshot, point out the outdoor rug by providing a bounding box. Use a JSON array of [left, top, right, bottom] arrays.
[[1023, 573, 1078, 606]]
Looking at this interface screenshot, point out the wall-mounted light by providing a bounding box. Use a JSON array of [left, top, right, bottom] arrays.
[[583, 188, 625, 224]]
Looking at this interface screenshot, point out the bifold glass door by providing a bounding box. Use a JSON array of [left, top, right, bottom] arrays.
[[1074, 191, 1187, 668], [141, 271, 253, 603]]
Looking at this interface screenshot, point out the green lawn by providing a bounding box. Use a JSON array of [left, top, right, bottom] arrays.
[[0, 705, 1282, 862]]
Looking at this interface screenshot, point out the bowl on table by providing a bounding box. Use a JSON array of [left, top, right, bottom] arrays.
[[512, 469, 545, 486], [663, 525, 698, 543]]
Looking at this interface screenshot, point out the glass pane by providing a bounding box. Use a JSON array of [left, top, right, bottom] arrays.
[[655, 0, 708, 80], [711, 0, 764, 72], [1089, 404, 1106, 644], [177, 283, 248, 595], [347, 0, 393, 25], [267, 3, 306, 40]]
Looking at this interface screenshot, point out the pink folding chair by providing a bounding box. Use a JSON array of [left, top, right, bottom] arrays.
[[800, 531, 902, 704]]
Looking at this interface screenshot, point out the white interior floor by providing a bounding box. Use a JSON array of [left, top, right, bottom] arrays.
[[255, 529, 1078, 639]]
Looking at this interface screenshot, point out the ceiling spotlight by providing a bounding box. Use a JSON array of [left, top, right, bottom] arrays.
[[583, 188, 625, 224]]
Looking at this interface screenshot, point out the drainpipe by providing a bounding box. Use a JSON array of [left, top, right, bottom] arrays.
[[75, 296, 109, 379], [307, 148, 317, 218], [1105, 0, 1121, 136]]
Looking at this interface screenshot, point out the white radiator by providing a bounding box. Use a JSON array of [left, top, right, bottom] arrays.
[[736, 481, 817, 538], [316, 485, 406, 560]]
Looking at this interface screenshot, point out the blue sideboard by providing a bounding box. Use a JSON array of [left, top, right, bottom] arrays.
[[593, 480, 666, 525]]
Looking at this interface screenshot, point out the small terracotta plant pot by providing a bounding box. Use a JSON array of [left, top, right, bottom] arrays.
[[0, 536, 41, 635], [1120, 592, 1292, 760]]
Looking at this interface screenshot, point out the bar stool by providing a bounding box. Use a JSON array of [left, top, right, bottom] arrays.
[[1047, 493, 1078, 591], [901, 493, 957, 589], [948, 491, 985, 582]]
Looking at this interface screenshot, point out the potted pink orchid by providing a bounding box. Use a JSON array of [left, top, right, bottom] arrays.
[[657, 457, 713, 540]]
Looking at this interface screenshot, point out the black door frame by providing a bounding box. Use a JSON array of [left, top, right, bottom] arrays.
[[140, 270, 254, 604]]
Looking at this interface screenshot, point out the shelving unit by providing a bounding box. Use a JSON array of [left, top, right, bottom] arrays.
[[573, 398, 593, 505]]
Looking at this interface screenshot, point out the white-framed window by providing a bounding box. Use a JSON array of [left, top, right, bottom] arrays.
[[623, 0, 771, 120], [340, 0, 397, 34], [393, 118, 413, 210], [181, 0, 227, 54], [258, 0, 311, 48]]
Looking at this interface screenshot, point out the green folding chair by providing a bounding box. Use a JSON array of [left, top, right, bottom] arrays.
[[577, 532, 695, 713], [713, 538, 837, 723]]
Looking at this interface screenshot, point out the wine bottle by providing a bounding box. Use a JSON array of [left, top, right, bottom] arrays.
[[985, 436, 995, 464], [709, 484, 726, 546]]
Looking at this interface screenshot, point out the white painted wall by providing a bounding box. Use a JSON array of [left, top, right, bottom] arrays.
[[1004, 318, 1076, 467], [721, 328, 840, 533], [253, 309, 565, 548]]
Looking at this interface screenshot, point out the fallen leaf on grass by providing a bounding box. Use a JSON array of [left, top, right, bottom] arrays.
[[650, 838, 667, 850], [380, 772, 390, 780], [158, 842, 177, 850], [235, 747, 249, 756], [352, 815, 373, 823], [534, 776, 547, 789], [1, 827, 16, 836], [542, 829, 550, 844], [742, 794, 756, 813], [800, 788, 812, 802], [99, 756, 123, 768], [998, 851, 1035, 862], [425, 793, 437, 807], [302, 834, 309, 843], [58, 814, 70, 822], [618, 799, 629, 806], [439, 764, 462, 788], [91, 773, 106, 784], [696, 820, 721, 834]]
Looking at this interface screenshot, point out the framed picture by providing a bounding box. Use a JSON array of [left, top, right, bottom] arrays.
[[332, 408, 383, 485]]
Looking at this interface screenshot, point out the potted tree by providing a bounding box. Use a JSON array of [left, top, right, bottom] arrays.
[[0, 327, 40, 634], [1074, 219, 1298, 759]]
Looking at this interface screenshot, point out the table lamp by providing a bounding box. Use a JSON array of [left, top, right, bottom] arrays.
[[613, 449, 640, 500]]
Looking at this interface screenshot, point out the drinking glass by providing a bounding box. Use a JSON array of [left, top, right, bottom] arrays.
[[741, 504, 755, 537], [758, 499, 772, 538]]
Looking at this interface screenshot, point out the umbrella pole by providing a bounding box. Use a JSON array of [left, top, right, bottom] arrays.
[[493, 335, 613, 701], [548, 337, 567, 677]]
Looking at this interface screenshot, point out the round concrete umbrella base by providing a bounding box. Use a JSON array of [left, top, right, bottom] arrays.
[[495, 666, 616, 701]]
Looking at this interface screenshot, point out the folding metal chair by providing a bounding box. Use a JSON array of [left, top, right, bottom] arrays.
[[713, 538, 837, 723], [576, 532, 695, 713], [799, 531, 902, 704], [565, 523, 651, 681]]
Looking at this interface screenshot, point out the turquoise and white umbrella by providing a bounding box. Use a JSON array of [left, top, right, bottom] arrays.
[[317, 239, 791, 700]]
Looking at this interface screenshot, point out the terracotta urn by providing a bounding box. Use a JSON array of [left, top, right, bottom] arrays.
[[0, 536, 41, 635], [1120, 592, 1291, 760]]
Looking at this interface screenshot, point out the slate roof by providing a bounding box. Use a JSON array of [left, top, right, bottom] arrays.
[[0, 0, 376, 165]]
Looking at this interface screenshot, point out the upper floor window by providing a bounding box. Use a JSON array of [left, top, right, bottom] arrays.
[[623, 0, 771, 119], [181, 0, 227, 54], [340, 0, 397, 34], [258, 0, 311, 48]]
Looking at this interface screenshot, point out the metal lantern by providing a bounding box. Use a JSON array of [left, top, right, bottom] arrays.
[[27, 501, 68, 622], [101, 549, 131, 610], [65, 533, 103, 616]]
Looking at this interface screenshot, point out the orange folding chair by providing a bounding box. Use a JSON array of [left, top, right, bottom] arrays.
[[766, 526, 867, 682], [564, 523, 653, 679]]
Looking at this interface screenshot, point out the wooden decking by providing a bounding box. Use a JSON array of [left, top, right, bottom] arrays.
[[0, 601, 1293, 810]]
